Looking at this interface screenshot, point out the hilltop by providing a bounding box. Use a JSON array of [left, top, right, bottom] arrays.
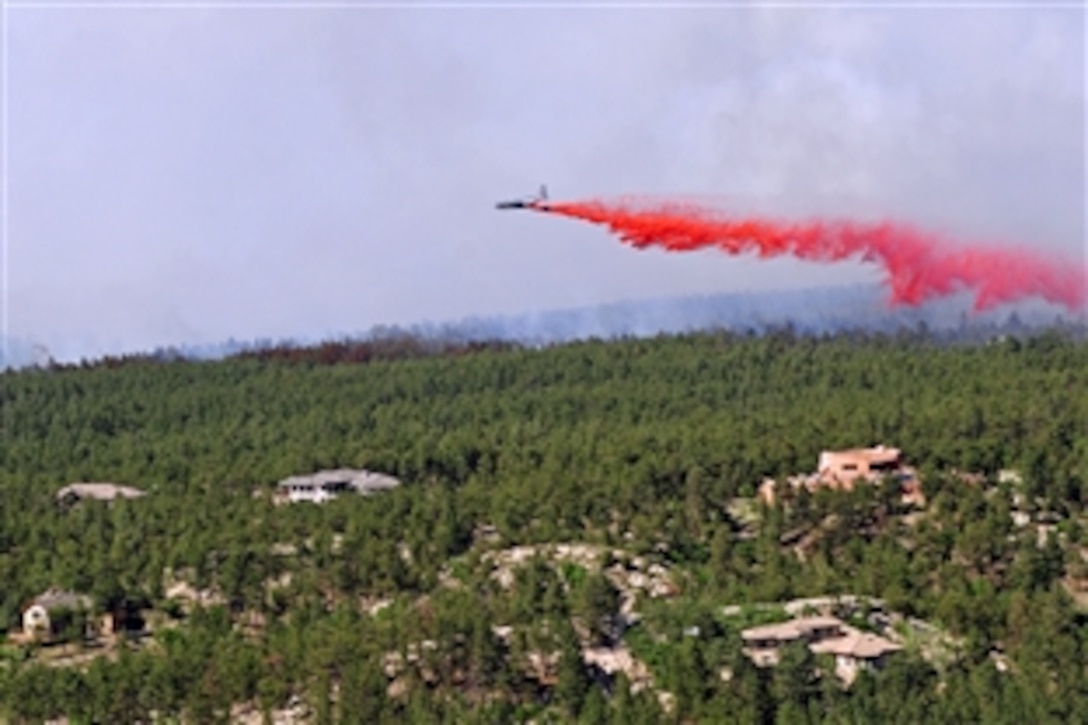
[[9, 282, 1083, 371]]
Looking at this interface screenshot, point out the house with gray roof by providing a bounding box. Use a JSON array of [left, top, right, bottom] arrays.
[[275, 468, 401, 504], [741, 614, 902, 683], [56, 482, 146, 507], [22, 588, 94, 641]]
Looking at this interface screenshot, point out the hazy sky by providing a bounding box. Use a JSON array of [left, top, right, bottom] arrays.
[[5, 3, 1085, 360]]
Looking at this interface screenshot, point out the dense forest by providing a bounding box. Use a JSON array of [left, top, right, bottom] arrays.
[[0, 325, 1086, 723]]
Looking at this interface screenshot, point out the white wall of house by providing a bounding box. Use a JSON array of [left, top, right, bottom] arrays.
[[286, 485, 339, 504], [836, 655, 858, 681], [22, 604, 50, 635]]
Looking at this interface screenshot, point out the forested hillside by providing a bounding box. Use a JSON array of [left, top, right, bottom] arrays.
[[0, 327, 1085, 723]]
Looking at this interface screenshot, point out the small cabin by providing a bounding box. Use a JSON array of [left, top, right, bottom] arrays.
[[22, 589, 94, 642]]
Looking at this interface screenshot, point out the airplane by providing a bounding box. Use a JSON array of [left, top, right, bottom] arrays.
[[496, 184, 548, 210]]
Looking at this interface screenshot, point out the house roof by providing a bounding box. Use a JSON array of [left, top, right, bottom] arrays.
[[56, 482, 146, 502], [741, 615, 844, 642], [809, 631, 903, 659], [278, 468, 400, 493], [741, 621, 803, 641], [820, 445, 902, 467], [28, 588, 93, 612]]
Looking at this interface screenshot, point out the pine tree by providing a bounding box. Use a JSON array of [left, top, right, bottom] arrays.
[[554, 617, 590, 718]]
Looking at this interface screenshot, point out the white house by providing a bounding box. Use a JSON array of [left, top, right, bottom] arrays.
[[276, 468, 401, 504]]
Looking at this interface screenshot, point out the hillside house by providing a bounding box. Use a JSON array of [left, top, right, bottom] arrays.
[[760, 444, 923, 507], [21, 588, 94, 642], [741, 615, 901, 684], [810, 629, 904, 684], [56, 482, 146, 507], [275, 468, 401, 504], [818, 445, 903, 483], [741, 616, 845, 666]]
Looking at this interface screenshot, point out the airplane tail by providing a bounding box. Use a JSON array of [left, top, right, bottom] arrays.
[[539, 184, 548, 200]]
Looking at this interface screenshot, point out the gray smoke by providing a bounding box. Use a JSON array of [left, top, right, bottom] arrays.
[[7, 6, 1083, 361], [9, 284, 1073, 369]]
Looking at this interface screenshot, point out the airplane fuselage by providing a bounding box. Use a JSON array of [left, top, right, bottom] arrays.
[[495, 185, 549, 211]]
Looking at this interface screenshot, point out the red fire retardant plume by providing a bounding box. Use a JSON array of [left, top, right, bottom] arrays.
[[540, 200, 1086, 313]]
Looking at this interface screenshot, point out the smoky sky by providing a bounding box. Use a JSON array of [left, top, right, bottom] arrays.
[[5, 4, 1085, 361]]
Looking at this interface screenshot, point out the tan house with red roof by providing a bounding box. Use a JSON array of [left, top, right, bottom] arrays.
[[817, 445, 904, 484], [760, 444, 924, 507]]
